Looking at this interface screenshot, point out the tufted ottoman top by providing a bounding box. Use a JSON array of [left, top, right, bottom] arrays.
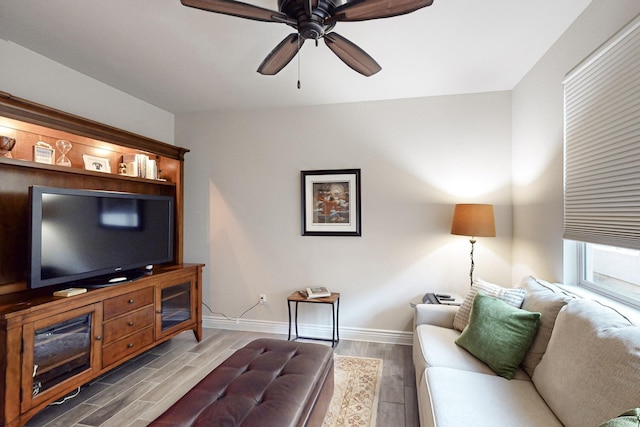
[[150, 338, 334, 427]]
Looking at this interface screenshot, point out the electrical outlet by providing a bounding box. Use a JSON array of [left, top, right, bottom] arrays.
[[259, 294, 267, 304]]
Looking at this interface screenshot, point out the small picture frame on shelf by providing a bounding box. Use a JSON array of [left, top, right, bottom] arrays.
[[33, 143, 54, 165], [83, 154, 111, 173]]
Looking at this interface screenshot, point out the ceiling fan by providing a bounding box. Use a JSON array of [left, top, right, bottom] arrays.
[[180, 0, 434, 77]]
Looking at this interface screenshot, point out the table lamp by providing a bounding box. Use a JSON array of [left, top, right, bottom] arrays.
[[450, 204, 496, 286]]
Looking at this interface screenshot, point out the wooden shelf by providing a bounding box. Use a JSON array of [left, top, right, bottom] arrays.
[[0, 91, 187, 160], [0, 157, 176, 186]]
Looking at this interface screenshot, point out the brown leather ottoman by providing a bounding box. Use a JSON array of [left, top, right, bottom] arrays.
[[149, 338, 334, 427]]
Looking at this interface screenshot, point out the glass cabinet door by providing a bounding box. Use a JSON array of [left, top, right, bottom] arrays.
[[33, 314, 91, 397], [22, 304, 99, 412], [157, 281, 194, 338]]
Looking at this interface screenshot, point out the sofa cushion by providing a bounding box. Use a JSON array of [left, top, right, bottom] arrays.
[[455, 294, 541, 379], [453, 278, 526, 332], [519, 275, 573, 297], [418, 367, 562, 427], [519, 276, 574, 377], [599, 409, 640, 427], [414, 303, 458, 329], [532, 300, 640, 427], [413, 324, 530, 382]]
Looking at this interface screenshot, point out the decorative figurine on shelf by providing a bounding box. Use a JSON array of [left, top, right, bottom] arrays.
[[55, 140, 72, 167], [0, 135, 16, 158]]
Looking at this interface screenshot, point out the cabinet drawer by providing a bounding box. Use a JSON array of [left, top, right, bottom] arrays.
[[103, 288, 154, 320], [103, 306, 154, 344], [102, 326, 154, 367]]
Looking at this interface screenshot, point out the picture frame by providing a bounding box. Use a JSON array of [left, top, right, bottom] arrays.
[[301, 168, 361, 236], [33, 145, 54, 165], [83, 154, 111, 173]]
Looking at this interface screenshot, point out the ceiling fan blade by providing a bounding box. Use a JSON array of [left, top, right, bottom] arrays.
[[324, 32, 381, 77], [331, 0, 433, 22], [258, 34, 303, 75], [181, 0, 290, 23]]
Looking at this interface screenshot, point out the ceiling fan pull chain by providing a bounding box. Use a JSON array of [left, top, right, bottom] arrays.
[[297, 35, 302, 89]]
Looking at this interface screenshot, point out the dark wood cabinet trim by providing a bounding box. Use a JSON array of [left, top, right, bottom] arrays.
[[0, 92, 188, 160]]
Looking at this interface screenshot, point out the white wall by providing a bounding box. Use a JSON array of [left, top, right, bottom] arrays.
[[0, 41, 174, 144], [511, 0, 640, 283], [16, 1, 637, 336], [178, 92, 513, 337]]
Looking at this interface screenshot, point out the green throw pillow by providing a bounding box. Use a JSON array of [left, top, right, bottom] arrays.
[[599, 408, 640, 427], [455, 293, 541, 379]]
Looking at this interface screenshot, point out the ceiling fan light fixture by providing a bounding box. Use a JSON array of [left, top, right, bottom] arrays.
[[298, 19, 325, 40]]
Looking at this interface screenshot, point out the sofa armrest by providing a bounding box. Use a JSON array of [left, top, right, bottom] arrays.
[[413, 304, 458, 329]]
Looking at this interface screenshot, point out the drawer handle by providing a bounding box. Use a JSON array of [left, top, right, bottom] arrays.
[[95, 335, 102, 341], [128, 343, 134, 348], [128, 321, 135, 327], [128, 299, 135, 304]]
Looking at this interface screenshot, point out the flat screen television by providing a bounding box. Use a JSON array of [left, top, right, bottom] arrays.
[[29, 186, 175, 289]]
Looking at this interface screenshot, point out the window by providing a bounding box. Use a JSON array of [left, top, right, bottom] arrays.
[[564, 15, 640, 308], [580, 242, 640, 308], [563, 15, 640, 250]]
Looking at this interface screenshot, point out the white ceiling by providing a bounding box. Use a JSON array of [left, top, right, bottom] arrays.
[[0, 0, 591, 114]]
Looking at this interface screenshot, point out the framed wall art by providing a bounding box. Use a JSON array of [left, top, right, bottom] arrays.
[[301, 168, 361, 236]]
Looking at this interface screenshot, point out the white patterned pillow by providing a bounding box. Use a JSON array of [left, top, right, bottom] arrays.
[[453, 278, 527, 332]]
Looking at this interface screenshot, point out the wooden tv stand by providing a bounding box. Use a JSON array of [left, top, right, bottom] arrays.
[[0, 94, 204, 426], [0, 264, 203, 427]]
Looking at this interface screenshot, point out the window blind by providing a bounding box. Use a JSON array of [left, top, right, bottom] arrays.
[[563, 15, 640, 250]]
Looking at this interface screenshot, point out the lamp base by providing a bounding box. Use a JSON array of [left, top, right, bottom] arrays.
[[468, 238, 476, 286]]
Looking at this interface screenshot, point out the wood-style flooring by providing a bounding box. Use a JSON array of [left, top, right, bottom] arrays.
[[26, 329, 419, 427]]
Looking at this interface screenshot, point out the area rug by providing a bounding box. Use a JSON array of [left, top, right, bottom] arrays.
[[323, 356, 383, 427]]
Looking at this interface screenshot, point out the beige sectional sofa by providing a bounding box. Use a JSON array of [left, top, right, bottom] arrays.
[[412, 276, 640, 427]]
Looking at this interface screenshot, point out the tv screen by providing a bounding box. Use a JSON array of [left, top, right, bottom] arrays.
[[29, 186, 175, 289]]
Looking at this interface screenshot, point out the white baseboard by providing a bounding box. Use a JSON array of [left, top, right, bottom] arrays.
[[202, 315, 413, 346]]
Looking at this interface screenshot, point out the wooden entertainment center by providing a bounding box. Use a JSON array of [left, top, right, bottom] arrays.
[[0, 93, 203, 427]]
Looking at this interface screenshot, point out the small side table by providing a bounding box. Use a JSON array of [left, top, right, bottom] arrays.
[[287, 291, 340, 348]]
